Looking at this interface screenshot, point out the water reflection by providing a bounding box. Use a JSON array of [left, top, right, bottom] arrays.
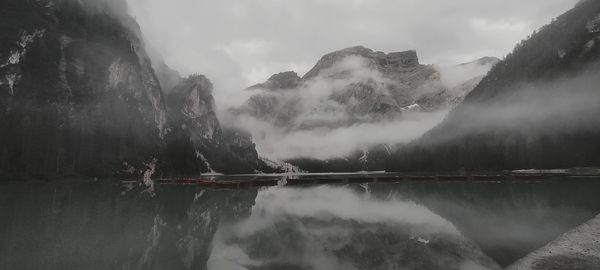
[[0, 177, 599, 269]]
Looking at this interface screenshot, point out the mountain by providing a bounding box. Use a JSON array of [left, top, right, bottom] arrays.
[[162, 74, 269, 175], [246, 71, 302, 91], [230, 46, 497, 167], [0, 0, 268, 180], [387, 0, 600, 172], [235, 46, 497, 130]]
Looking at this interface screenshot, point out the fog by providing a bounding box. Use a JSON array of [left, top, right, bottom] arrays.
[[230, 111, 447, 160], [222, 54, 495, 160], [427, 69, 600, 144]]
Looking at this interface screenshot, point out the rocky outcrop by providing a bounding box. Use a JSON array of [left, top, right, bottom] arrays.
[[302, 46, 423, 80], [163, 75, 268, 175]]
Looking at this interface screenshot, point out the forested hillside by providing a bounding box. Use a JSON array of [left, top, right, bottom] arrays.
[[387, 0, 600, 171]]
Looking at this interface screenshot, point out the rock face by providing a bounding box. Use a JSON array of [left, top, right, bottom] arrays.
[[0, 0, 267, 179], [302, 46, 423, 79], [233, 46, 496, 132], [0, 0, 167, 179], [163, 75, 267, 175]]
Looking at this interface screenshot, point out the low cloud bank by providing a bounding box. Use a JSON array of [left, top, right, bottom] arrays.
[[222, 54, 494, 161], [429, 70, 600, 143], [228, 111, 447, 160]]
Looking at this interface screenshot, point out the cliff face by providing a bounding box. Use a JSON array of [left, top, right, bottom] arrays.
[[163, 75, 266, 175], [302, 47, 422, 80], [0, 0, 167, 179], [0, 0, 267, 179]]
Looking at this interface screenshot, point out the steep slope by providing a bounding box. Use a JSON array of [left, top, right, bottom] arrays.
[[388, 0, 600, 172], [0, 0, 268, 179], [163, 74, 268, 175], [0, 0, 168, 179]]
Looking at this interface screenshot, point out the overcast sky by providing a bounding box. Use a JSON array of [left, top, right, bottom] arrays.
[[127, 0, 578, 107]]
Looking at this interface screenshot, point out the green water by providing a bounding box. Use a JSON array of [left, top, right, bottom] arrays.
[[0, 178, 599, 269]]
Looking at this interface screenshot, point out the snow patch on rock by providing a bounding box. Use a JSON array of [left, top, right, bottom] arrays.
[[1, 29, 45, 68]]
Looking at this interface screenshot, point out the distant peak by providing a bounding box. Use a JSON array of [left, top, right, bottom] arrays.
[[247, 71, 302, 91], [302, 46, 420, 80], [267, 71, 301, 82]]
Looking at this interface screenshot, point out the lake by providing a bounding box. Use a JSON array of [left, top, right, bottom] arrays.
[[1, 175, 599, 270]]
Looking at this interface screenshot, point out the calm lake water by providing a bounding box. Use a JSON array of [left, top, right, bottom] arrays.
[[1, 176, 599, 270]]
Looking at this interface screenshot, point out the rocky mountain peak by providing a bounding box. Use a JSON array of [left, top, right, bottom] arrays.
[[302, 46, 421, 80], [231, 45, 497, 163], [184, 74, 213, 94], [247, 71, 301, 91], [387, 50, 420, 67]]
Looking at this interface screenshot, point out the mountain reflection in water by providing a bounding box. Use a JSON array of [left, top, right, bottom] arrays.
[[1, 175, 599, 270]]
